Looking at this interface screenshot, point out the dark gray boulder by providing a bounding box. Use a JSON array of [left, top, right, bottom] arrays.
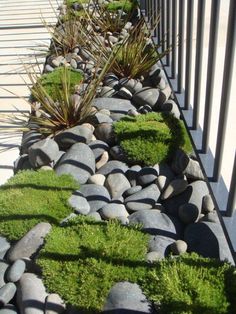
[[28, 138, 59, 168], [172, 149, 205, 180], [89, 140, 109, 161], [133, 87, 159, 108], [0, 283, 16, 307], [137, 167, 158, 186], [103, 281, 153, 313], [0, 304, 18, 313], [148, 236, 175, 258], [124, 184, 160, 212], [55, 143, 95, 184], [129, 209, 183, 237], [68, 191, 90, 215], [100, 203, 129, 220], [92, 98, 136, 115], [0, 238, 10, 260], [94, 112, 114, 124], [105, 173, 131, 199], [97, 161, 129, 176], [6, 259, 26, 283], [17, 273, 48, 314], [126, 165, 142, 187], [184, 221, 234, 263], [7, 223, 51, 263], [94, 123, 116, 146], [54, 125, 93, 150], [162, 180, 209, 217], [80, 184, 111, 212], [0, 262, 8, 289]]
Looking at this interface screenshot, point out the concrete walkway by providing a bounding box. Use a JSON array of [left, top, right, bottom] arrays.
[[0, 0, 62, 185]]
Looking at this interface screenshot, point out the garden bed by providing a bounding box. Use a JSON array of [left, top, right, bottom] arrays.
[[0, 0, 235, 313]]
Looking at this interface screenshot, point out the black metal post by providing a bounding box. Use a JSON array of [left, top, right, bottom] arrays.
[[161, 0, 166, 54]]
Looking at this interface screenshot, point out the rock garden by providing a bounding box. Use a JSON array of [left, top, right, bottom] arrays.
[[0, 0, 235, 313]]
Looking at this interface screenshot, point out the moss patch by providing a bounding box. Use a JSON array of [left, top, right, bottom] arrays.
[[142, 253, 236, 314], [0, 170, 78, 240], [114, 112, 192, 166], [106, 0, 136, 13], [36, 67, 83, 101], [37, 216, 149, 313], [38, 220, 236, 314]]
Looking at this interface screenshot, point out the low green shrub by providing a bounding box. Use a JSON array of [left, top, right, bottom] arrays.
[[37, 218, 236, 314], [106, 0, 135, 13], [0, 170, 78, 240], [36, 67, 83, 101], [142, 253, 236, 314], [114, 112, 192, 166], [37, 216, 149, 313]]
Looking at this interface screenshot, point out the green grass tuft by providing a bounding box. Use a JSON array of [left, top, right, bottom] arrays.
[[37, 216, 149, 313], [106, 0, 135, 13], [114, 112, 192, 166], [37, 67, 83, 101], [142, 253, 236, 314], [0, 170, 79, 240]]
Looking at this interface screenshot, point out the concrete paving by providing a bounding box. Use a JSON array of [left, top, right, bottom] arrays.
[[0, 0, 62, 185]]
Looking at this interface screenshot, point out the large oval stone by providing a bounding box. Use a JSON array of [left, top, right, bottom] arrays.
[[124, 184, 160, 212], [103, 281, 152, 313], [80, 184, 111, 212], [7, 223, 51, 263], [55, 143, 95, 184], [129, 209, 183, 237]]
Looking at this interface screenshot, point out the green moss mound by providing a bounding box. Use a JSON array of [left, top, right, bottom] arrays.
[[0, 170, 78, 240], [114, 112, 192, 166], [37, 216, 149, 313], [37, 67, 83, 101], [142, 253, 236, 314], [106, 0, 136, 13], [38, 221, 236, 314]]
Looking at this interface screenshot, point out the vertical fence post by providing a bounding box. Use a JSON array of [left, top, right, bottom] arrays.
[[166, 0, 171, 66], [171, 0, 177, 78], [184, 0, 194, 110], [226, 151, 236, 217], [212, 0, 236, 181], [161, 0, 166, 54], [192, 0, 206, 129], [177, 0, 185, 94], [201, 0, 220, 153]]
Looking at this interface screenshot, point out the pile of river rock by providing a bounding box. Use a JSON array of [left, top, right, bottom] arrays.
[[0, 2, 234, 314]]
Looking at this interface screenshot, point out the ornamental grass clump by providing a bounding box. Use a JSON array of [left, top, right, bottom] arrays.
[[114, 112, 192, 166], [0, 47, 116, 138]]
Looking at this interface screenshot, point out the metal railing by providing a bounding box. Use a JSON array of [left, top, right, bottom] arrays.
[[141, 0, 236, 249]]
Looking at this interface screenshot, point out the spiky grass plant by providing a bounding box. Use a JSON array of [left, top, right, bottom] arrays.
[[82, 16, 168, 80], [0, 48, 117, 140], [110, 19, 168, 79]]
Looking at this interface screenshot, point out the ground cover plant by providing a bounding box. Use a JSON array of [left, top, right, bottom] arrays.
[[114, 112, 192, 165], [37, 216, 236, 314], [37, 216, 149, 313], [142, 253, 236, 314], [0, 170, 78, 240], [34, 67, 83, 101], [106, 0, 136, 13]]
